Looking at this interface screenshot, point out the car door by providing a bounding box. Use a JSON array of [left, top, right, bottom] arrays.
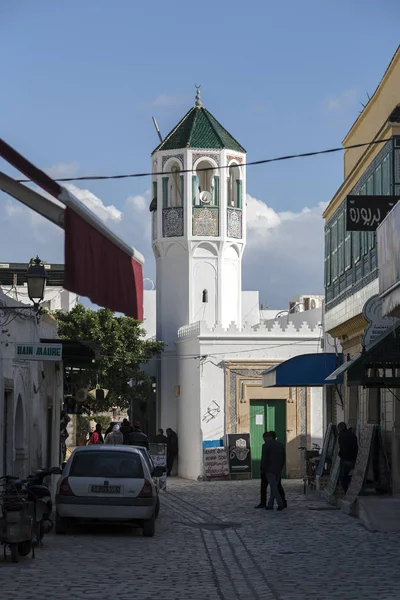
[[66, 449, 145, 499]]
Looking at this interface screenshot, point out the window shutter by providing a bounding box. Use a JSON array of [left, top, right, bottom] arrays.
[[324, 228, 331, 286], [192, 175, 197, 205], [180, 175, 184, 206], [338, 213, 345, 275], [352, 231, 360, 263], [227, 178, 231, 206], [214, 176, 220, 206], [153, 181, 157, 201], [162, 177, 169, 208], [375, 164, 382, 195], [236, 180, 242, 209], [382, 154, 390, 194], [331, 220, 338, 281]]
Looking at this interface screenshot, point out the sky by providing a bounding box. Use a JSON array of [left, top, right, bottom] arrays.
[[1, 0, 399, 309]]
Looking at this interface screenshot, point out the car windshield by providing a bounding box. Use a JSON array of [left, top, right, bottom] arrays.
[[70, 451, 144, 479]]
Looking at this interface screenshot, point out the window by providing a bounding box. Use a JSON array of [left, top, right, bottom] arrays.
[[338, 212, 345, 275], [331, 220, 338, 281], [169, 164, 182, 207], [228, 164, 241, 208], [193, 160, 218, 206], [366, 174, 373, 195], [382, 154, 390, 194], [162, 177, 168, 208], [352, 231, 360, 263], [324, 228, 331, 286], [375, 164, 382, 195], [202, 289, 208, 303], [153, 181, 157, 204], [345, 230, 352, 270], [70, 451, 144, 478]]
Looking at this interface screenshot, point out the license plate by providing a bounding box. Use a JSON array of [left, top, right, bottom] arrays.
[[90, 485, 121, 493]]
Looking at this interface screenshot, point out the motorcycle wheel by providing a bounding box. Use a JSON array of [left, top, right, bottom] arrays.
[[10, 543, 18, 563], [18, 541, 32, 557]]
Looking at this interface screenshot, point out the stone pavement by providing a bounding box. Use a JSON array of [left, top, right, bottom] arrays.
[[1, 479, 400, 600]]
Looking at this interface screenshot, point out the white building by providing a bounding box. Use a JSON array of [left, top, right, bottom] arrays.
[[145, 90, 337, 480], [0, 290, 64, 478]]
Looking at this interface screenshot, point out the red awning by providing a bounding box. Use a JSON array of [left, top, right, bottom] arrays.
[[0, 139, 144, 320]]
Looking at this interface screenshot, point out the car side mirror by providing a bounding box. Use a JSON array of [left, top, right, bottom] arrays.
[[152, 466, 164, 478]]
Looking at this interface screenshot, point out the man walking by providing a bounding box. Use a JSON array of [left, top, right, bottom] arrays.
[[261, 431, 286, 511], [255, 431, 287, 509], [337, 422, 358, 493], [105, 423, 124, 445], [128, 420, 150, 449], [154, 428, 168, 444]]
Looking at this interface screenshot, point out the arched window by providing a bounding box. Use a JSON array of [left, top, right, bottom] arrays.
[[192, 160, 219, 206], [228, 164, 242, 208], [202, 289, 208, 303], [163, 161, 183, 207]]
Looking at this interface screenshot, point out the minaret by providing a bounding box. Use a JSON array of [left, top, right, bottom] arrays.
[[150, 88, 247, 431]]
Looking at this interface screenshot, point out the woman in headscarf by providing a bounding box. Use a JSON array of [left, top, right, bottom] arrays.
[[105, 423, 124, 445], [87, 423, 104, 445]]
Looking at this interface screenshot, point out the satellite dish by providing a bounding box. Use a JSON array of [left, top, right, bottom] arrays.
[[199, 191, 212, 205]]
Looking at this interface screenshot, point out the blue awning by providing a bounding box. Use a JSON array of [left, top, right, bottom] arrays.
[[262, 353, 343, 388]]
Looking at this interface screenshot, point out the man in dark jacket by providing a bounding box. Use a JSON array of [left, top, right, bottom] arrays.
[[166, 428, 178, 476], [120, 419, 133, 444], [128, 420, 149, 449], [261, 431, 286, 510], [255, 431, 287, 509], [337, 422, 358, 493], [154, 428, 168, 444]]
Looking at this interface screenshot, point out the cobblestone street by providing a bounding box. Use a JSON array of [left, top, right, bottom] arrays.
[[1, 479, 400, 600]]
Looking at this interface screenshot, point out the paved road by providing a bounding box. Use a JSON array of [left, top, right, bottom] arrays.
[[1, 479, 399, 600]]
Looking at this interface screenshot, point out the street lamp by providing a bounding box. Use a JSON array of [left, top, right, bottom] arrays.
[[0, 256, 47, 325], [26, 256, 47, 310]]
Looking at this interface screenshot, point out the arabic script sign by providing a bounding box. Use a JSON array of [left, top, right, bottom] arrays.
[[361, 295, 399, 351], [346, 196, 399, 231]]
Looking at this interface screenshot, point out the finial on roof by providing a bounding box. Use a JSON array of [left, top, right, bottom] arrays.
[[195, 85, 202, 107]]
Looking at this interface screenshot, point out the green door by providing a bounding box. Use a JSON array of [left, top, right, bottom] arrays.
[[250, 400, 286, 479]]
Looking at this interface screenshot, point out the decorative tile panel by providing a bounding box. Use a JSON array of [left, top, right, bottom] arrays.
[[192, 152, 220, 167], [162, 207, 184, 237], [226, 155, 243, 163], [229, 369, 264, 433], [162, 154, 183, 170], [227, 208, 242, 238], [193, 207, 219, 236]]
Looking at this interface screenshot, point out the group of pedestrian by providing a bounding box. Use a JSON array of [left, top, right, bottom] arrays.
[[154, 428, 178, 476], [87, 419, 150, 447], [87, 421, 179, 476], [255, 430, 287, 511]]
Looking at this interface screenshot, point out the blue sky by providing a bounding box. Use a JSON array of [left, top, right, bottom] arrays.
[[1, 1, 399, 308]]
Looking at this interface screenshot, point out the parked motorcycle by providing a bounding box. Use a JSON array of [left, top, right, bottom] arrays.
[[25, 467, 62, 545], [0, 476, 35, 563]]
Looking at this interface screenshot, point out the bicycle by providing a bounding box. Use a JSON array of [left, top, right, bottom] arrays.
[[298, 443, 321, 494]]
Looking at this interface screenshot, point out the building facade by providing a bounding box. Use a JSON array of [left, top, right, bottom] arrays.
[[323, 46, 400, 489]]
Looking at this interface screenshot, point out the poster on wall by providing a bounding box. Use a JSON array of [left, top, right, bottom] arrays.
[[149, 443, 167, 491], [226, 433, 252, 477], [203, 447, 229, 479]]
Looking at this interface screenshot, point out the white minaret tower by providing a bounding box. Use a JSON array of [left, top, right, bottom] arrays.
[[151, 87, 247, 432]]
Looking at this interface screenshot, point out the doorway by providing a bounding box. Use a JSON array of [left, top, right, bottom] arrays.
[[250, 399, 286, 478]]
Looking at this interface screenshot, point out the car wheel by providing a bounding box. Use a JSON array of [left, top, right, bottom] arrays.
[[155, 496, 160, 519], [142, 514, 155, 537], [55, 513, 69, 535]]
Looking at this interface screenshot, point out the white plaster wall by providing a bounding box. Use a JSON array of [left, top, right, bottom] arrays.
[[193, 257, 217, 327], [156, 247, 189, 344], [2, 285, 79, 313], [143, 290, 156, 339], [241, 291, 260, 325], [309, 387, 324, 448], [221, 247, 241, 327], [176, 337, 203, 479]]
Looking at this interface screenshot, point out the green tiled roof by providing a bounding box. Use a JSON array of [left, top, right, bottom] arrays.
[[153, 106, 246, 154]]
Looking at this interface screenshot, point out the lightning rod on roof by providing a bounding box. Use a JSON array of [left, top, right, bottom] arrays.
[[152, 116, 163, 143]]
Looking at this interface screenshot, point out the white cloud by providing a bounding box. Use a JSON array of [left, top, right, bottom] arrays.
[[64, 183, 123, 223], [324, 88, 357, 112], [126, 191, 150, 213]]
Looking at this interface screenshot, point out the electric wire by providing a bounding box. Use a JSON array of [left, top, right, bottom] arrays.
[[14, 137, 391, 183]]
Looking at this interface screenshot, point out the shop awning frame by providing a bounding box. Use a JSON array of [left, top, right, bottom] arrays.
[[262, 353, 343, 388]]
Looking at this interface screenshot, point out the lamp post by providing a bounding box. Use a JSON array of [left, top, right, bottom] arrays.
[[0, 256, 48, 326]]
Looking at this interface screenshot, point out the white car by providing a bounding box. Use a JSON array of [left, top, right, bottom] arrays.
[[55, 445, 162, 537]]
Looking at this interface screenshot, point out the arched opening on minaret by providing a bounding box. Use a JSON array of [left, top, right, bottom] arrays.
[[163, 160, 183, 208], [228, 163, 242, 208], [202, 289, 208, 303], [193, 159, 219, 206]]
